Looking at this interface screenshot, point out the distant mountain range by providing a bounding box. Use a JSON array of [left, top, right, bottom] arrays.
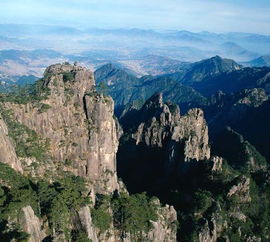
[[0, 24, 270, 82], [1, 55, 270, 241], [1, 46, 270, 162], [94, 56, 242, 112], [93, 55, 270, 162], [1, 24, 270, 63], [94, 62, 207, 115], [245, 55, 270, 67], [176, 55, 242, 83]]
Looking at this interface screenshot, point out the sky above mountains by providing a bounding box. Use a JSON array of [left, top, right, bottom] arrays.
[[1, 0, 270, 34]]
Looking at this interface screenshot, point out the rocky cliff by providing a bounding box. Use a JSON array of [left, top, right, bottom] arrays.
[[0, 113, 22, 173], [131, 93, 210, 161], [117, 91, 270, 242], [1, 62, 270, 242], [3, 63, 120, 193], [0, 63, 178, 242], [118, 93, 211, 193]]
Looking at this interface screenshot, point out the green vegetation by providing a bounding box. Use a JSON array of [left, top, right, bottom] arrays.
[[0, 79, 50, 104], [165, 157, 270, 242], [0, 163, 90, 241], [112, 192, 158, 240], [0, 161, 159, 241], [62, 72, 75, 82], [0, 221, 30, 242], [91, 192, 158, 240], [71, 231, 92, 242], [0, 105, 49, 161], [0, 163, 38, 241], [0, 163, 38, 218], [36, 102, 51, 113], [91, 195, 111, 233], [192, 190, 212, 214], [96, 81, 109, 96]]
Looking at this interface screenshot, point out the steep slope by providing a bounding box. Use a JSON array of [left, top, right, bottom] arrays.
[[94, 63, 139, 86], [0, 63, 178, 242], [0, 112, 23, 172], [95, 64, 207, 114], [118, 93, 210, 194], [212, 127, 268, 172], [247, 55, 270, 67], [192, 66, 270, 96], [94, 63, 141, 112], [118, 93, 270, 242], [180, 55, 242, 83], [201, 87, 270, 160], [120, 75, 208, 115], [219, 42, 259, 62], [3, 63, 120, 193]]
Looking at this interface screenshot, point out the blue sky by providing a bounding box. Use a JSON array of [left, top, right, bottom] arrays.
[[1, 0, 270, 34]]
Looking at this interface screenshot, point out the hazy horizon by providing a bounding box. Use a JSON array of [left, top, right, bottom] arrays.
[[1, 0, 270, 35], [1, 23, 270, 36]]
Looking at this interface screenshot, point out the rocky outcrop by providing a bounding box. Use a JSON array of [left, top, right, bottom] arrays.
[[0, 64, 179, 241], [198, 217, 224, 242], [72, 202, 177, 242], [198, 204, 227, 242], [73, 206, 98, 242], [236, 88, 268, 107], [227, 176, 251, 203], [210, 156, 223, 172], [117, 92, 211, 195], [133, 93, 180, 147], [19, 206, 46, 242], [3, 63, 120, 193], [213, 127, 268, 172], [172, 108, 210, 161], [133, 93, 210, 162], [0, 113, 22, 173], [148, 203, 177, 242], [131, 93, 210, 179], [83, 94, 119, 192]]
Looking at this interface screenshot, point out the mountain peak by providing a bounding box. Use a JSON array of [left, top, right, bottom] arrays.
[[42, 62, 94, 98], [182, 56, 242, 83], [99, 62, 118, 70], [248, 55, 270, 67], [211, 55, 223, 60]]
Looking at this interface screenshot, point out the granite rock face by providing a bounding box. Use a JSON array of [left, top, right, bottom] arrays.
[[0, 113, 23, 173], [132, 93, 210, 174], [0, 64, 178, 242], [210, 156, 224, 172], [132, 93, 210, 161], [118, 93, 211, 195], [172, 108, 210, 161], [71, 201, 177, 242], [148, 203, 178, 242], [72, 206, 98, 242], [227, 176, 251, 203], [236, 88, 268, 107], [19, 206, 46, 242], [198, 204, 226, 242], [4, 63, 119, 193]]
